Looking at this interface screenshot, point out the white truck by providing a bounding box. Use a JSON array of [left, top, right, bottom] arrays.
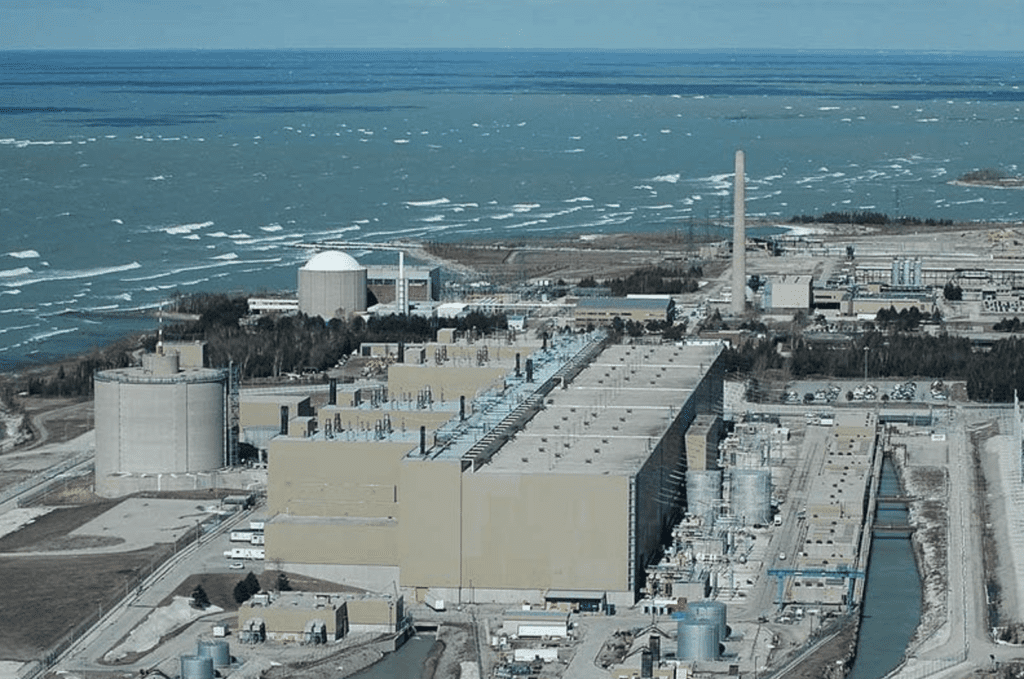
[[249, 520, 266, 531], [224, 547, 265, 560]]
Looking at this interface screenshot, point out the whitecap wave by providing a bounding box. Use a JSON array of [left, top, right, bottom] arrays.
[[651, 174, 680, 184], [405, 198, 450, 207], [393, 139, 410, 144], [491, 213, 516, 220], [512, 204, 540, 213], [0, 267, 33, 278], [261, 224, 284, 232], [165, 221, 213, 235], [212, 253, 238, 261], [565, 196, 593, 203], [5, 262, 142, 288], [7, 250, 40, 259], [29, 327, 77, 342]]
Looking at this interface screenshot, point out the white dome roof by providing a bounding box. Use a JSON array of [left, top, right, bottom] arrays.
[[302, 250, 363, 272]]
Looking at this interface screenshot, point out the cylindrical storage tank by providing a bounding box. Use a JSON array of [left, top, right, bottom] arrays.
[[94, 365, 227, 497], [730, 469, 772, 526], [688, 600, 728, 640], [676, 619, 720, 662], [687, 470, 722, 530], [180, 655, 214, 679], [197, 639, 231, 667], [298, 250, 367, 321]]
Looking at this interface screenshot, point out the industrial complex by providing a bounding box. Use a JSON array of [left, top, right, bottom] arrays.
[[6, 149, 1024, 679]]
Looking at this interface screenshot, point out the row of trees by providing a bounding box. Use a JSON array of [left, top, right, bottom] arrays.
[[578, 264, 703, 296], [724, 331, 1024, 402], [790, 211, 953, 227], [12, 293, 512, 397]]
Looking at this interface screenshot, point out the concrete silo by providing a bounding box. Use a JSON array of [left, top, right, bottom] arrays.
[[730, 469, 772, 526], [676, 618, 720, 662], [94, 350, 228, 497], [297, 250, 367, 321]]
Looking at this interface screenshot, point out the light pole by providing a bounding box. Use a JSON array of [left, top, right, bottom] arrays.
[[863, 345, 869, 383]]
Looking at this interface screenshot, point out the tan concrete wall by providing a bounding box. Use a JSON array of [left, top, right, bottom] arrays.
[[240, 396, 312, 429], [461, 472, 630, 592], [266, 519, 399, 566], [386, 364, 507, 403], [267, 438, 411, 517], [346, 596, 402, 628], [399, 459, 462, 588]]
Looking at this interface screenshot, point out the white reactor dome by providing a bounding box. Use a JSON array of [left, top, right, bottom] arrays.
[[301, 250, 364, 272], [297, 250, 368, 320]]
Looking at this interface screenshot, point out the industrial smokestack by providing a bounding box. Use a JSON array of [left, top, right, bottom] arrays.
[[731, 149, 746, 316], [515, 353, 521, 378], [328, 378, 337, 406], [526, 358, 534, 383], [280, 406, 289, 436], [460, 395, 466, 421], [420, 426, 427, 457]]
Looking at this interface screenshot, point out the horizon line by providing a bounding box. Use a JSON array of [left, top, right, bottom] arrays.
[[3, 46, 1023, 56]]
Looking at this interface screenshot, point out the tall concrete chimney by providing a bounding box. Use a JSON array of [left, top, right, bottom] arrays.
[[731, 150, 746, 316]]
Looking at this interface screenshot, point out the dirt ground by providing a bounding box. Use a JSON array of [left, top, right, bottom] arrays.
[[782, 618, 860, 679]]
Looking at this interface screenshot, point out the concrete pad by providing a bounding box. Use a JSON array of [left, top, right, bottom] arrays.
[[70, 497, 221, 553]]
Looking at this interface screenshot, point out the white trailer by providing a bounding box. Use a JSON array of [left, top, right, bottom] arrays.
[[224, 547, 265, 560], [249, 520, 265, 532], [250, 533, 265, 545], [230, 531, 255, 542]]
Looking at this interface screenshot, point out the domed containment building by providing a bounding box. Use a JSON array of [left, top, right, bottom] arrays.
[[94, 349, 228, 498], [298, 250, 367, 321]]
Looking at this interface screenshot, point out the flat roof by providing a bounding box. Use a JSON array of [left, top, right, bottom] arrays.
[[576, 297, 671, 310], [481, 343, 722, 476]]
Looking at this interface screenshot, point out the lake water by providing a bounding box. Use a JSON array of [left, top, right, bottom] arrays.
[[3, 49, 1024, 368]]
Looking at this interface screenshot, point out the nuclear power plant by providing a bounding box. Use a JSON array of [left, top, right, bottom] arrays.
[[263, 331, 725, 607]]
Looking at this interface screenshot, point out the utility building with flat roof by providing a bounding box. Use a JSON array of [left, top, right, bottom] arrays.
[[264, 333, 724, 607]]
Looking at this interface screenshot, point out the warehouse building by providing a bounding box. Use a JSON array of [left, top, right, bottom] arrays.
[[264, 333, 724, 607], [573, 297, 674, 328], [366, 265, 441, 304]]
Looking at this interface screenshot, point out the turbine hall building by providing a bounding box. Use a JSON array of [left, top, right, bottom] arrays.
[[264, 334, 724, 607]]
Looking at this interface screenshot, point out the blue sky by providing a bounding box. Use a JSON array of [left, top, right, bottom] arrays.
[[2, 0, 1022, 51]]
